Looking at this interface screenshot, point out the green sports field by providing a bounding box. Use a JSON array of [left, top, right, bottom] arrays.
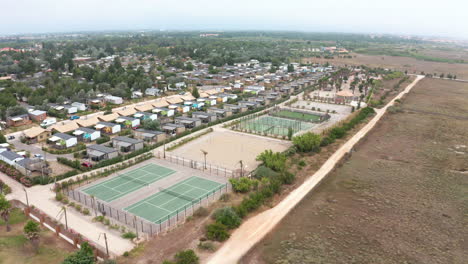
[[238, 115, 313, 136], [82, 163, 175, 202], [124, 176, 225, 224], [272, 110, 322, 122]]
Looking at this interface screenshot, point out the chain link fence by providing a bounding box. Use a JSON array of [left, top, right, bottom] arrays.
[[67, 183, 230, 236]]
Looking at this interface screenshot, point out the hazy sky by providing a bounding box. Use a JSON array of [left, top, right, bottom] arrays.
[[2, 0, 467, 39]]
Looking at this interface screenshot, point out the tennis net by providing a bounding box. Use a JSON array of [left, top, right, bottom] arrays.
[[158, 188, 198, 202], [120, 174, 149, 187]]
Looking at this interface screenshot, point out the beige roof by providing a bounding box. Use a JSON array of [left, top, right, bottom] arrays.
[[98, 113, 119, 122], [76, 116, 101, 127], [152, 100, 169, 108], [165, 96, 183, 105], [205, 89, 219, 95], [134, 103, 153, 112], [180, 94, 196, 101], [23, 127, 47, 138], [336, 90, 354, 97], [50, 122, 79, 133], [116, 107, 137, 116], [199, 92, 209, 98]]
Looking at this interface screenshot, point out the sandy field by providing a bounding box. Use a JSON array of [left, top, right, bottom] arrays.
[[169, 129, 291, 172]]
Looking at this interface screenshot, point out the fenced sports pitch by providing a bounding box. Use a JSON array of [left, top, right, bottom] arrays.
[[124, 176, 225, 224], [234, 115, 313, 136], [271, 109, 322, 122], [82, 163, 176, 202]]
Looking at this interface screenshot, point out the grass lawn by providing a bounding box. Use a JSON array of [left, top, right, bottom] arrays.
[[273, 110, 321, 122], [0, 208, 75, 264]]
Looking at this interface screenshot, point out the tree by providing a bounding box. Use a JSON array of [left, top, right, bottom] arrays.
[[292, 132, 322, 152], [0, 194, 12, 232], [174, 249, 199, 264], [62, 242, 95, 264], [287, 64, 294, 72], [287, 127, 293, 140], [192, 87, 200, 99], [6, 105, 28, 117], [0, 132, 6, 144], [143, 120, 160, 131], [23, 220, 40, 252]]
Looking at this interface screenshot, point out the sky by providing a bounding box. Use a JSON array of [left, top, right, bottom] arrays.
[[2, 0, 467, 39]]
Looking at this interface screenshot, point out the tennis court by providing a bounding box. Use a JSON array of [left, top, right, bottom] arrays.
[[124, 176, 225, 224], [237, 115, 313, 136], [82, 163, 176, 202], [272, 110, 322, 122]]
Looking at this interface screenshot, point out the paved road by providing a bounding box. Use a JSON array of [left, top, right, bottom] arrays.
[[206, 75, 425, 264], [8, 138, 73, 161]]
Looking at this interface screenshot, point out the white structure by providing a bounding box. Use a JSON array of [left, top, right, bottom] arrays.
[[49, 133, 78, 148], [104, 95, 123, 105], [64, 105, 78, 114], [0, 151, 24, 166], [71, 102, 87, 111]]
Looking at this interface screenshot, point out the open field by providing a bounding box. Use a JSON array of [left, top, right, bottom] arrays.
[[303, 53, 468, 79], [0, 209, 75, 264], [169, 129, 291, 171], [242, 78, 468, 264]]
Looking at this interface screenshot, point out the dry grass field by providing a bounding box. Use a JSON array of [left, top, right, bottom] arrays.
[[242, 78, 468, 264], [0, 209, 75, 264], [303, 53, 468, 79]]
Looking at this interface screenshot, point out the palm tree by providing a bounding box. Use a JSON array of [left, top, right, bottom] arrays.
[[23, 220, 40, 252], [0, 194, 12, 232]]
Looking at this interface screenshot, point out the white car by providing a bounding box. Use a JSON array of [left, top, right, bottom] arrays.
[[34, 154, 44, 159]]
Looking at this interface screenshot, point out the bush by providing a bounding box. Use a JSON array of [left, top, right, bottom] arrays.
[[122, 232, 137, 239], [292, 132, 322, 152], [96, 135, 110, 144], [82, 208, 90, 215], [213, 207, 242, 229], [229, 177, 254, 193], [256, 150, 287, 172], [254, 165, 279, 179], [174, 249, 199, 264], [123, 251, 129, 257], [206, 223, 230, 241], [219, 193, 230, 202], [193, 207, 209, 218], [198, 241, 216, 251], [298, 160, 306, 167], [55, 192, 64, 201]]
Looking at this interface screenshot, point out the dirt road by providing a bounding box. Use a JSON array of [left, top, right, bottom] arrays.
[[206, 75, 425, 264]]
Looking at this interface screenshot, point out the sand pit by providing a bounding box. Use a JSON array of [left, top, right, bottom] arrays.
[[169, 129, 291, 172]]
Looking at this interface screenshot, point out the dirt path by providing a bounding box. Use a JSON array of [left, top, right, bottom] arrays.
[[206, 75, 425, 264]]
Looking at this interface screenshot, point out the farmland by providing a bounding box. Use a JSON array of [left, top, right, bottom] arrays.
[[303, 53, 468, 79], [242, 78, 468, 264]]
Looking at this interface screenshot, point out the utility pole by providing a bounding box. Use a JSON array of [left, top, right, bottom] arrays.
[[134, 215, 139, 239], [57, 206, 68, 230], [23, 187, 29, 207], [201, 149, 208, 170], [99, 233, 110, 257], [239, 160, 244, 177]]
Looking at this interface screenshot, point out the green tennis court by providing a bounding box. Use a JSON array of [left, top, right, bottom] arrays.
[[238, 115, 313, 136], [272, 110, 322, 122], [124, 177, 225, 224], [82, 163, 176, 202]]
